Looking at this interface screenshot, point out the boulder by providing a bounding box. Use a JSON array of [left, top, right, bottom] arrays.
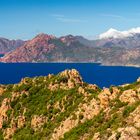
[[119, 89, 139, 104], [98, 88, 111, 108]]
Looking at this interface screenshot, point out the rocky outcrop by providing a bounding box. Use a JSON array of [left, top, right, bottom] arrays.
[[127, 106, 140, 128], [17, 116, 26, 128], [119, 127, 139, 140], [0, 98, 11, 129], [3, 127, 16, 140], [119, 89, 139, 104], [98, 88, 111, 108], [60, 69, 83, 84], [51, 116, 79, 140], [49, 69, 83, 91], [31, 115, 47, 131], [0, 87, 4, 95], [78, 98, 100, 121]]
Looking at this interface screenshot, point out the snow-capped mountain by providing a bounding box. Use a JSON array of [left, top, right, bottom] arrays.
[[99, 27, 140, 39]]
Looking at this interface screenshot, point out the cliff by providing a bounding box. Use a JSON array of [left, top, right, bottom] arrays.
[[0, 69, 140, 139]]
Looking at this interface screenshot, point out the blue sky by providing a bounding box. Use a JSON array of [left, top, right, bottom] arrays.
[[1, 0, 140, 39]]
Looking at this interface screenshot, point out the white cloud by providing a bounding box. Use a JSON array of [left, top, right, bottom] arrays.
[[100, 14, 125, 19], [51, 14, 88, 23], [56, 17, 88, 23]]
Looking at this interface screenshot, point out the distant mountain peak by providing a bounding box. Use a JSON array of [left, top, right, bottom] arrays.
[[99, 27, 140, 39], [99, 28, 124, 39], [108, 28, 118, 32], [60, 35, 76, 44], [34, 33, 56, 40], [25, 33, 56, 47]]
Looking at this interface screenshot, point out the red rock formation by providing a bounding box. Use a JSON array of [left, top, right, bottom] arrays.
[[1, 34, 56, 62]]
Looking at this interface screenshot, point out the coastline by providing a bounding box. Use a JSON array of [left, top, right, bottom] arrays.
[[0, 61, 140, 68]]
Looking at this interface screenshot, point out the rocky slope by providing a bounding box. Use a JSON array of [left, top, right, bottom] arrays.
[[0, 38, 24, 54], [0, 34, 56, 62], [0, 69, 140, 139]]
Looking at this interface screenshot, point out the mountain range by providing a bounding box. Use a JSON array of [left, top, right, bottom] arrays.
[[1, 27, 140, 66], [0, 69, 140, 139]]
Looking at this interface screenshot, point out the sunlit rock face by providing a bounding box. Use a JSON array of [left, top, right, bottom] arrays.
[[0, 34, 56, 62]]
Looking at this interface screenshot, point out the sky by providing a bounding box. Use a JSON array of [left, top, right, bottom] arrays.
[[1, 0, 140, 39]]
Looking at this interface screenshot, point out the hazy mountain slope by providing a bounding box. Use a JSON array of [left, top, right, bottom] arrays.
[[0, 38, 24, 54], [75, 36, 96, 47], [0, 69, 140, 139]]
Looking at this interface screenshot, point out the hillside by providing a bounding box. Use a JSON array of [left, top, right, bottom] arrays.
[[0, 69, 140, 139]]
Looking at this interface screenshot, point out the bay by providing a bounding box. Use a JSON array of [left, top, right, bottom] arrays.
[[0, 63, 140, 88]]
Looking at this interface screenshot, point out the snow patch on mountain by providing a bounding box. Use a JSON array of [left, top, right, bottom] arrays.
[[99, 27, 140, 39]]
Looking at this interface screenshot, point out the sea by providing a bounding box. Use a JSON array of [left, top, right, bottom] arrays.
[[0, 63, 140, 88]]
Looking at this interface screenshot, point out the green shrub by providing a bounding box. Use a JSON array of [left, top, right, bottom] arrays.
[[79, 114, 84, 120], [123, 101, 140, 117], [6, 109, 12, 118], [123, 106, 135, 117], [0, 130, 4, 140], [11, 100, 18, 108], [116, 132, 121, 140], [2, 121, 8, 129]]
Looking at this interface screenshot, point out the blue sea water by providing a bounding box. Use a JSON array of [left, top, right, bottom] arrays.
[[0, 63, 140, 88]]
